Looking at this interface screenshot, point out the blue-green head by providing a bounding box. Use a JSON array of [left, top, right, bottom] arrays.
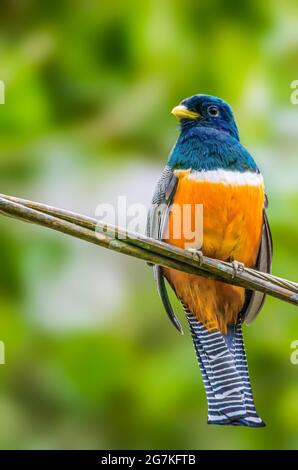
[[168, 94, 258, 173], [172, 94, 239, 141]]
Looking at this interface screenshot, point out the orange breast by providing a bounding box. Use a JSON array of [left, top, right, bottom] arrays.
[[163, 169, 265, 333]]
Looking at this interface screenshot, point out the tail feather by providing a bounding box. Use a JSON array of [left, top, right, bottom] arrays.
[[233, 321, 265, 426], [185, 309, 265, 427]]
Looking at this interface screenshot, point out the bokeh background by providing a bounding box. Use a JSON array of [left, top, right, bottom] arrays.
[[0, 0, 298, 450]]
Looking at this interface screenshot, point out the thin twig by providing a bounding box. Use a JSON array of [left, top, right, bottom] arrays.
[[0, 194, 297, 307]]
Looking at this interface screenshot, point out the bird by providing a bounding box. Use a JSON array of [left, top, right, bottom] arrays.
[[147, 94, 272, 427]]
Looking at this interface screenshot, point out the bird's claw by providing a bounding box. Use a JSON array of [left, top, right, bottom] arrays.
[[187, 248, 204, 266], [231, 260, 245, 278]]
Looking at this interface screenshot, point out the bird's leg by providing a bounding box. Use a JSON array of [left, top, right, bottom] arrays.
[[231, 260, 245, 278], [187, 247, 204, 266]]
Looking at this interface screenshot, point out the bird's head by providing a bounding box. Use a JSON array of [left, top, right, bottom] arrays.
[[171, 94, 239, 141]]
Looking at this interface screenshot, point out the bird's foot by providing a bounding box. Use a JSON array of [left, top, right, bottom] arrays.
[[231, 260, 245, 278], [187, 248, 204, 266]]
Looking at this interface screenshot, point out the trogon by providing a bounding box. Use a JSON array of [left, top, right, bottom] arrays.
[[147, 94, 272, 427]]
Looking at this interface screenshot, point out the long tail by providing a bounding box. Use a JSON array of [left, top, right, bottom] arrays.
[[185, 310, 265, 427]]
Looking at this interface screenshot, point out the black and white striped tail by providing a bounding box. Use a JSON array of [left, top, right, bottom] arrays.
[[185, 310, 265, 427]]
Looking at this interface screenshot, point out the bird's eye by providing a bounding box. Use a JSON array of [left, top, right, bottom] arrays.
[[208, 106, 219, 117]]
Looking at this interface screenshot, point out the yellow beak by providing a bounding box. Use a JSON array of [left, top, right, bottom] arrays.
[[171, 105, 200, 120]]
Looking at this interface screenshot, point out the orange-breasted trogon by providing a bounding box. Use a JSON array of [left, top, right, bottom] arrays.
[[147, 94, 272, 427]]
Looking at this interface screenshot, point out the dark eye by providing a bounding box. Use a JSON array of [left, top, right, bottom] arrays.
[[208, 106, 219, 117]]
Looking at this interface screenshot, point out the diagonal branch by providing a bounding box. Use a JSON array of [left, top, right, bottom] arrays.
[[0, 193, 297, 307]]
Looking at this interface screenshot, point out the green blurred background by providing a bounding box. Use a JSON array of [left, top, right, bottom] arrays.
[[0, 0, 298, 450]]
